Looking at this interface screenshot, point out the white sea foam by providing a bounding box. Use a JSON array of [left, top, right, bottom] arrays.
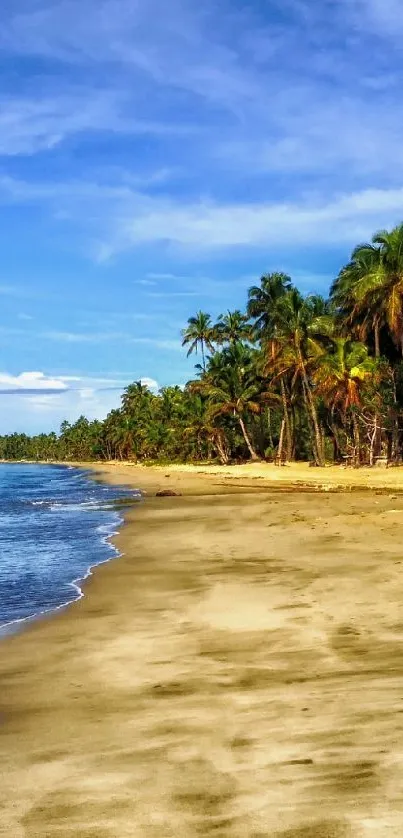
[[0, 513, 125, 636]]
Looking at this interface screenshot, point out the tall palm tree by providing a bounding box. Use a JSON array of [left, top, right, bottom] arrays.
[[331, 223, 403, 357], [331, 227, 403, 459], [194, 344, 262, 460], [331, 244, 382, 355], [214, 310, 252, 345], [272, 290, 326, 465], [247, 272, 293, 459], [315, 338, 377, 465], [182, 311, 215, 371]]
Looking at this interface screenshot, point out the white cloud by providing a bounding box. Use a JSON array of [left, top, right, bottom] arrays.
[[3, 165, 403, 256], [78, 387, 95, 399], [0, 371, 67, 393], [140, 377, 159, 390], [118, 187, 403, 251], [19, 387, 121, 426], [3, 174, 401, 261], [0, 371, 162, 433]]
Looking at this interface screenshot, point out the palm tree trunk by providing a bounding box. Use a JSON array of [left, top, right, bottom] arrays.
[[277, 418, 285, 464], [213, 433, 229, 464], [391, 369, 400, 462], [374, 320, 380, 358], [297, 346, 324, 465], [352, 412, 360, 467], [301, 379, 317, 462], [267, 407, 274, 450], [238, 415, 259, 460], [290, 405, 296, 459], [372, 318, 382, 458], [280, 376, 292, 460], [330, 423, 342, 462], [201, 341, 206, 372], [369, 415, 377, 467]]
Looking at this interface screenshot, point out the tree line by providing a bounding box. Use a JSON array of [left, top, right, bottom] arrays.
[[3, 222, 403, 467]]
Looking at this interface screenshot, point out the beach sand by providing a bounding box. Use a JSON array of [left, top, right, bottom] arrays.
[[2, 463, 403, 836]]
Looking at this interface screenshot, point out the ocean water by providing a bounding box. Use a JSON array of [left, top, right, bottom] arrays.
[[0, 463, 139, 631]]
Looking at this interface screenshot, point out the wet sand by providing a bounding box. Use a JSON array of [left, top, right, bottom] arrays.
[[1, 464, 403, 836]]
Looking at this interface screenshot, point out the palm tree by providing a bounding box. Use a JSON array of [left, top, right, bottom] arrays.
[[331, 244, 382, 355], [315, 338, 377, 465], [182, 311, 215, 371], [182, 392, 230, 463], [272, 290, 326, 465], [331, 227, 403, 458], [331, 223, 403, 358], [214, 310, 252, 345], [247, 272, 292, 335], [247, 272, 293, 459], [194, 344, 262, 460]]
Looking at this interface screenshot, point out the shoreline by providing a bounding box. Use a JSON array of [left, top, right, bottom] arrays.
[[1, 466, 403, 835], [0, 510, 124, 639], [0, 463, 131, 638]]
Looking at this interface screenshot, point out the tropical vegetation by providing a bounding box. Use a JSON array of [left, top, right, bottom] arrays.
[[3, 223, 403, 467]]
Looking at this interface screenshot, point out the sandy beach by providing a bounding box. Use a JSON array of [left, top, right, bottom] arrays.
[[2, 463, 403, 836]]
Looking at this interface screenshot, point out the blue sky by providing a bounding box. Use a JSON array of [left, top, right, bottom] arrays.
[[1, 0, 403, 433]]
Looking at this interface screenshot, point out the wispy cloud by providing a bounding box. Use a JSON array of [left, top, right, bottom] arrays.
[[0, 91, 196, 157], [103, 186, 403, 252], [146, 272, 194, 281], [40, 330, 182, 350], [130, 337, 182, 351], [0, 0, 402, 256], [0, 0, 263, 113], [345, 0, 403, 38], [41, 330, 128, 343], [3, 173, 403, 257]]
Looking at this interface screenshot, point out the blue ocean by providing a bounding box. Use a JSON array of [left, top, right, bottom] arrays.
[[0, 463, 138, 631]]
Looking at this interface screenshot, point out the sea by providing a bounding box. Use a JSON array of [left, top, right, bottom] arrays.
[[0, 463, 138, 633]]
